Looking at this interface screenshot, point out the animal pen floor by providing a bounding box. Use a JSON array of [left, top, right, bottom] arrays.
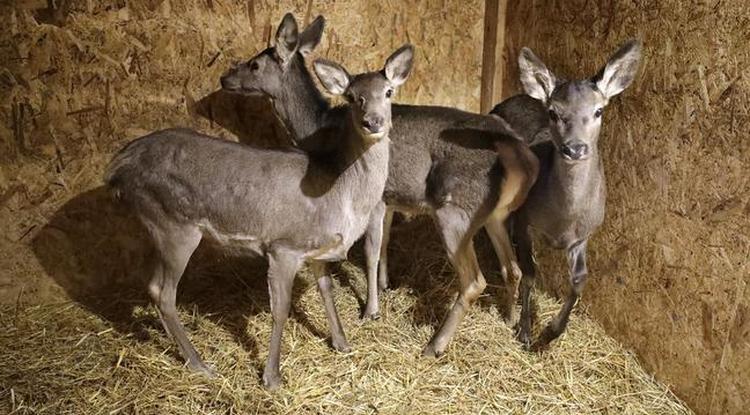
[[3, 204, 690, 414]]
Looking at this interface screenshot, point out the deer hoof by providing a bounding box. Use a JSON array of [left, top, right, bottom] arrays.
[[332, 338, 352, 353], [514, 327, 532, 350], [529, 340, 549, 353], [529, 324, 561, 352], [421, 344, 443, 358], [262, 372, 283, 390], [361, 310, 381, 321], [188, 360, 218, 378]]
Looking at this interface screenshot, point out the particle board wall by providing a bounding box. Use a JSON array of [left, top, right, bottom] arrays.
[[0, 0, 483, 302], [500, 1, 749, 414]]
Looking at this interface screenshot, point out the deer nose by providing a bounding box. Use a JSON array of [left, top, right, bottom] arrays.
[[560, 142, 589, 160], [362, 117, 384, 133], [220, 75, 238, 91]]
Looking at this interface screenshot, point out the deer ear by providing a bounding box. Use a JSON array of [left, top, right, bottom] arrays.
[[275, 13, 299, 63], [593, 39, 642, 100], [384, 44, 414, 86], [518, 47, 557, 103], [298, 16, 325, 57], [314, 59, 351, 96]]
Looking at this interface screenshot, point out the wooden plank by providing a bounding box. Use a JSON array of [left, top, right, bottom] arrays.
[[480, 0, 508, 113]]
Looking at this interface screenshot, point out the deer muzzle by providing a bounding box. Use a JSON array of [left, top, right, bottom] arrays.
[[560, 142, 589, 161]]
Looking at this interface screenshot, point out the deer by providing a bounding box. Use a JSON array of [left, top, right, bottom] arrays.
[[220, 14, 539, 358], [105, 44, 415, 389], [490, 40, 642, 351]]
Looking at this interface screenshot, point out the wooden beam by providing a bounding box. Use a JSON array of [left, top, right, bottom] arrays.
[[480, 0, 508, 113]]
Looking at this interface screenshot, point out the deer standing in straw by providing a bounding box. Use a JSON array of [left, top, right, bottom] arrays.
[[106, 44, 415, 389], [491, 40, 642, 350]]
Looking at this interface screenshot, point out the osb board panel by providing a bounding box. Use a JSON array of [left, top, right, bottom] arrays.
[[0, 1, 483, 301], [501, 1, 749, 414]]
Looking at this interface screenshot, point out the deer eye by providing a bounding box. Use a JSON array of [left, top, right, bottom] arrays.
[[594, 108, 603, 118], [358, 96, 366, 106], [385, 89, 393, 98], [249, 61, 259, 71], [548, 109, 559, 122]]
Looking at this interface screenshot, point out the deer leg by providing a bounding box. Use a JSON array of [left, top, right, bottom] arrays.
[[146, 223, 211, 374], [262, 248, 301, 390], [363, 201, 386, 320], [377, 207, 394, 292], [531, 239, 588, 351], [484, 213, 521, 324], [422, 206, 486, 357], [309, 261, 351, 352], [513, 220, 536, 349]]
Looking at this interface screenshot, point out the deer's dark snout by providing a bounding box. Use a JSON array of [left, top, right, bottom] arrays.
[[220, 72, 240, 91], [361, 115, 385, 134], [560, 142, 589, 161]]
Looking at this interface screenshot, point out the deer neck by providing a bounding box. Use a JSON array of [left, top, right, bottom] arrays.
[[551, 149, 605, 208], [300, 111, 389, 212], [332, 116, 390, 174], [273, 57, 330, 140]]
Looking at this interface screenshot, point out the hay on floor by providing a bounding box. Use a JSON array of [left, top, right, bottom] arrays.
[[1, 270, 690, 414], [2, 208, 691, 414]]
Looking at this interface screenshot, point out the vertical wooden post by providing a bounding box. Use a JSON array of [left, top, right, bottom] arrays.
[[480, 0, 508, 113]]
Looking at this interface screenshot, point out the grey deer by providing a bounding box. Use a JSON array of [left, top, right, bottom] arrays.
[[490, 40, 642, 350], [105, 45, 415, 389], [221, 14, 538, 357]]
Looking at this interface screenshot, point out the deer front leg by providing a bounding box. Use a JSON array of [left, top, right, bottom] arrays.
[[378, 207, 394, 292], [262, 248, 301, 390], [362, 201, 386, 320], [530, 239, 588, 351], [422, 206, 486, 357], [484, 214, 521, 324], [309, 260, 351, 352], [513, 220, 536, 349]]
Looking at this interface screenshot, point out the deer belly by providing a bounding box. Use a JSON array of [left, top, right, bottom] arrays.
[[198, 221, 264, 255]]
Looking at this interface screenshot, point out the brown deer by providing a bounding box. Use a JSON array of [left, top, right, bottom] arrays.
[[106, 45, 415, 389]]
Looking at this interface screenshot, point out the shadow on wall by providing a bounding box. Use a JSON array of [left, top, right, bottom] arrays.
[[192, 89, 295, 149]]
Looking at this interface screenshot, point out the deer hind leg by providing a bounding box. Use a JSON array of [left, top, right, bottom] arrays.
[[484, 211, 521, 324], [377, 207, 394, 292], [309, 260, 351, 352], [146, 222, 210, 374], [363, 201, 386, 320], [530, 239, 588, 351], [513, 218, 537, 349], [422, 206, 486, 357], [262, 247, 302, 390]]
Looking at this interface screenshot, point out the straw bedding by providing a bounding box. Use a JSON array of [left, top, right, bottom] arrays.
[[2, 216, 690, 414]]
